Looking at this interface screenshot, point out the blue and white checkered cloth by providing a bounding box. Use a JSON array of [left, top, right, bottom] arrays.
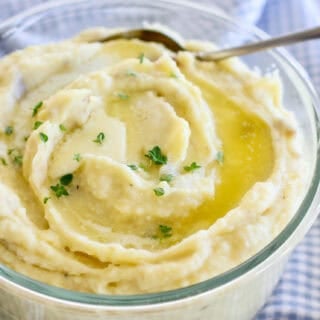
[[0, 1, 319, 319]]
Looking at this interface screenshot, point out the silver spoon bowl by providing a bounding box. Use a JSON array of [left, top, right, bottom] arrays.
[[98, 26, 320, 61]]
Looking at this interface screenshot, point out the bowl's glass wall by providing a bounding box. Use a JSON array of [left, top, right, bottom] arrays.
[[0, 0, 319, 308]]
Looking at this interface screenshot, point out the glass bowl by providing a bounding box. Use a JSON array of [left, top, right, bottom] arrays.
[[0, 1, 319, 319]]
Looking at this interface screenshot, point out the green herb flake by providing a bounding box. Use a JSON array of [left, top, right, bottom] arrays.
[[138, 163, 149, 172], [13, 155, 23, 166], [216, 151, 224, 165], [24, 136, 29, 142], [50, 184, 69, 198], [7, 149, 23, 166], [43, 197, 50, 204], [73, 153, 81, 162], [93, 132, 105, 145], [59, 124, 67, 132], [184, 162, 201, 172], [170, 72, 178, 78], [32, 101, 43, 117], [117, 93, 130, 100], [145, 146, 167, 165], [127, 164, 138, 171], [39, 132, 48, 143], [5, 126, 13, 136], [126, 70, 137, 77], [138, 53, 145, 64], [0, 157, 7, 166], [60, 173, 73, 186], [33, 121, 43, 130], [159, 224, 172, 238], [160, 173, 174, 183], [153, 187, 165, 197]]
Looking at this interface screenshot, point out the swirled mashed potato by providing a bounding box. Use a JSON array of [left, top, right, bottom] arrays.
[[0, 28, 306, 294]]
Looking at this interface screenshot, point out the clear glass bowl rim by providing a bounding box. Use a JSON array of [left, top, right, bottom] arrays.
[[0, 0, 320, 308]]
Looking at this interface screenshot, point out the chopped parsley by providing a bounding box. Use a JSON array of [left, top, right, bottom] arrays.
[[32, 101, 43, 117], [93, 132, 105, 145], [73, 153, 81, 162], [153, 187, 165, 196], [160, 173, 174, 183], [33, 121, 43, 130], [184, 162, 201, 172], [59, 124, 67, 132], [50, 184, 69, 198], [39, 132, 48, 143], [138, 162, 149, 172], [117, 92, 130, 100], [216, 151, 224, 165], [60, 173, 73, 186], [127, 164, 138, 171], [126, 70, 137, 77], [24, 136, 29, 142], [159, 224, 172, 238], [170, 72, 178, 78], [138, 53, 145, 64], [50, 174, 73, 198], [5, 126, 13, 136], [145, 146, 167, 165], [0, 157, 7, 166], [13, 155, 23, 166], [8, 149, 23, 166], [43, 197, 50, 204]]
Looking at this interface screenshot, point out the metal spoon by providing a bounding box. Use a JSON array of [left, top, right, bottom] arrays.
[[99, 26, 320, 61]]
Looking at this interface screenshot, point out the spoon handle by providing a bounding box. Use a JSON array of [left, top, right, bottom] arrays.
[[197, 26, 320, 61]]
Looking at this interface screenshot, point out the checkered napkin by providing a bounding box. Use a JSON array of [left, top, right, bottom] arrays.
[[0, 1, 319, 319]]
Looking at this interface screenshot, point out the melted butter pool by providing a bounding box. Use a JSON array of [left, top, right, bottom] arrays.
[[172, 81, 275, 240]]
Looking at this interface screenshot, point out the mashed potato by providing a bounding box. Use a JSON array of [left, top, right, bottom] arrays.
[[0, 28, 306, 294]]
